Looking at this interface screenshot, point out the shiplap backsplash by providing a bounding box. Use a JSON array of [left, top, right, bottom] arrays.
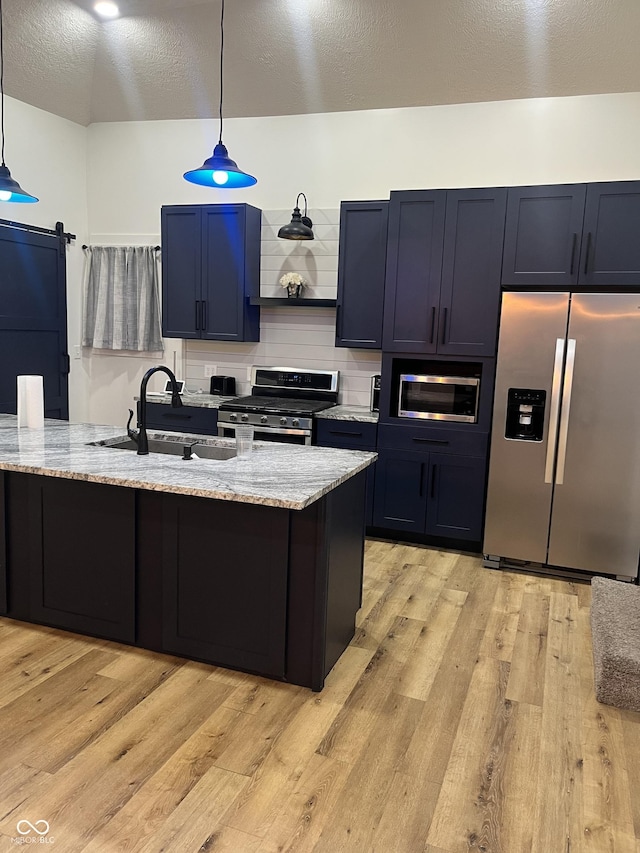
[[185, 209, 382, 407]]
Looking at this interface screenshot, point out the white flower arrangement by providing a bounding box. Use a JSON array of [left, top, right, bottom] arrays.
[[279, 272, 306, 289]]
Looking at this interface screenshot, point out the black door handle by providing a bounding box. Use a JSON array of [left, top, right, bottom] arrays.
[[195, 301, 201, 330], [412, 437, 449, 445]]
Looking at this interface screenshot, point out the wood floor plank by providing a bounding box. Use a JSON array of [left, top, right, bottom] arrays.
[[531, 592, 584, 853], [395, 587, 467, 701], [370, 771, 440, 853], [0, 666, 234, 848], [317, 615, 424, 764], [312, 692, 425, 852], [505, 591, 550, 705], [223, 646, 372, 838], [255, 753, 352, 853], [478, 571, 525, 661], [426, 656, 512, 852], [0, 544, 637, 852], [78, 703, 245, 853]]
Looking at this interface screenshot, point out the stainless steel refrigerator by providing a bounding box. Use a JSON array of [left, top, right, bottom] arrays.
[[484, 291, 640, 581]]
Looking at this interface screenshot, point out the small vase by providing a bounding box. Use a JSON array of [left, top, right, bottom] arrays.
[[287, 284, 302, 299]]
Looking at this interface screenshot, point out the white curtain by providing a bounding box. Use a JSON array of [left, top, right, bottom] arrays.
[[82, 246, 163, 352]]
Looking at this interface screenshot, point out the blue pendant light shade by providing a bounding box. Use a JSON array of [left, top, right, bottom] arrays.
[[0, 0, 38, 203], [183, 0, 256, 190], [184, 142, 256, 188]]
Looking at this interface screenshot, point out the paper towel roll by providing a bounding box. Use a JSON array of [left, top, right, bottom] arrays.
[[17, 375, 45, 429]]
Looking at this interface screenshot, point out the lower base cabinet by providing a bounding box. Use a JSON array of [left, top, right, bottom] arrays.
[[315, 419, 377, 528], [373, 448, 486, 541], [3, 469, 367, 691]]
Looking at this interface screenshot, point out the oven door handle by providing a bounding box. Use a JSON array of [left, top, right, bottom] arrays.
[[218, 423, 311, 438]]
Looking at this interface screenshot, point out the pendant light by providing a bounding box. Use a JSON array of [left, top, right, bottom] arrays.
[[184, 0, 256, 189], [278, 193, 314, 240], [0, 0, 37, 203]]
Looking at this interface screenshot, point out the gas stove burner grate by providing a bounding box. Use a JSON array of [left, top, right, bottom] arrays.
[[219, 395, 335, 417]]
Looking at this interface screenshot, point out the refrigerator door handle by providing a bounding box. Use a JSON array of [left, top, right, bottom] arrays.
[[544, 338, 566, 484], [555, 338, 576, 485]]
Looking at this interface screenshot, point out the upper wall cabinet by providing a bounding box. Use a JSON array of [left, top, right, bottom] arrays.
[[335, 201, 388, 349], [502, 181, 640, 288], [161, 204, 261, 342], [382, 188, 507, 357]]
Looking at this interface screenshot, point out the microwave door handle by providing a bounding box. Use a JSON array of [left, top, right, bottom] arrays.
[[555, 339, 576, 485], [544, 338, 566, 484]]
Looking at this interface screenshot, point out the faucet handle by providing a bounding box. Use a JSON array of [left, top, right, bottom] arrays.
[[127, 409, 139, 444]]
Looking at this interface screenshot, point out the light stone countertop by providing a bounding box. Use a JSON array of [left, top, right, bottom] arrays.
[[144, 394, 379, 424], [142, 392, 235, 408], [0, 416, 376, 510], [316, 405, 379, 424]]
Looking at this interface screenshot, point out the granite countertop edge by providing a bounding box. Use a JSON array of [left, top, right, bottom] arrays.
[[0, 417, 376, 511]]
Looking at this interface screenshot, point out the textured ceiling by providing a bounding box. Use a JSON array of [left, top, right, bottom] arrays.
[[3, 0, 640, 126]]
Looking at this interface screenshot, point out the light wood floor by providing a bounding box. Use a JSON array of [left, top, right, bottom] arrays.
[[0, 541, 639, 853]]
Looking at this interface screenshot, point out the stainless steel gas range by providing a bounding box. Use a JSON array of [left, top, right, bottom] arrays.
[[217, 366, 339, 445]]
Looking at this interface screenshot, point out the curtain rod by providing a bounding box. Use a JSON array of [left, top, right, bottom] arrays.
[[82, 244, 161, 250]]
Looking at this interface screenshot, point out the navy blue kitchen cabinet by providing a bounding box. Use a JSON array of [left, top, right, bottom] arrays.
[[335, 201, 388, 349], [373, 447, 485, 541], [383, 188, 506, 357], [140, 402, 218, 436], [315, 419, 377, 527], [502, 181, 640, 288], [580, 182, 640, 287], [161, 204, 261, 342]]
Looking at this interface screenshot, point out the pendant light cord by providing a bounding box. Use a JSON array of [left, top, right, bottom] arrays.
[[0, 0, 5, 166], [218, 0, 224, 145]]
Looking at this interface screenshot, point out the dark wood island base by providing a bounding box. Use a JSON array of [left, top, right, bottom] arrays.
[[1, 470, 366, 691]]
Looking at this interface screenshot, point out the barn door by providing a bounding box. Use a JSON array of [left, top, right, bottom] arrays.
[[0, 223, 69, 419]]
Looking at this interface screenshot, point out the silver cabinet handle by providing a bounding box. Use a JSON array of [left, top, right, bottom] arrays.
[[555, 338, 576, 485], [544, 338, 565, 484]]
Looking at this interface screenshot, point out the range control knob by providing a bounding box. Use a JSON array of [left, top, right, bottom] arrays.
[[229, 413, 238, 422], [260, 415, 268, 424], [241, 414, 249, 422], [280, 417, 288, 426], [292, 418, 300, 428]]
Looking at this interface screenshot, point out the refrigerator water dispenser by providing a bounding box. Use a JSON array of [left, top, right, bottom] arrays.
[[505, 389, 546, 441]]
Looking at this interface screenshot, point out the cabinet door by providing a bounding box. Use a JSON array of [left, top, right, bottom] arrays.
[[372, 448, 427, 533], [143, 403, 218, 436], [314, 421, 377, 528], [161, 206, 201, 338], [501, 185, 587, 287], [382, 191, 446, 352], [0, 472, 6, 615], [162, 494, 289, 678], [29, 478, 136, 642], [335, 201, 388, 349], [579, 182, 640, 286], [438, 188, 506, 357], [425, 453, 486, 541]]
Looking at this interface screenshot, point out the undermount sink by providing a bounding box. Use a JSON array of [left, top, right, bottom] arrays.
[[89, 436, 237, 461]]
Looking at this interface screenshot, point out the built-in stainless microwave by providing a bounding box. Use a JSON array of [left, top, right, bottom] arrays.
[[397, 374, 480, 423]]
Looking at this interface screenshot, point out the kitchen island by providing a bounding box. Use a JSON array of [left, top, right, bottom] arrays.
[[0, 416, 376, 690]]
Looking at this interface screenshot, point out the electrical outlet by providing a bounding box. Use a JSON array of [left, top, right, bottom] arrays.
[[203, 365, 217, 378], [73, 345, 82, 359]]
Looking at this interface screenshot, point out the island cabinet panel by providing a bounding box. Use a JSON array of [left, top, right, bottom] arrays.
[[502, 180, 640, 288], [0, 472, 6, 614], [335, 201, 388, 349], [161, 203, 261, 342], [314, 419, 377, 527], [28, 477, 136, 642], [287, 471, 366, 691], [161, 495, 289, 678], [383, 188, 505, 357]]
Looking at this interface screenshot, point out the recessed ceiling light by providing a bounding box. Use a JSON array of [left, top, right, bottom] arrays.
[[94, 1, 120, 18]]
